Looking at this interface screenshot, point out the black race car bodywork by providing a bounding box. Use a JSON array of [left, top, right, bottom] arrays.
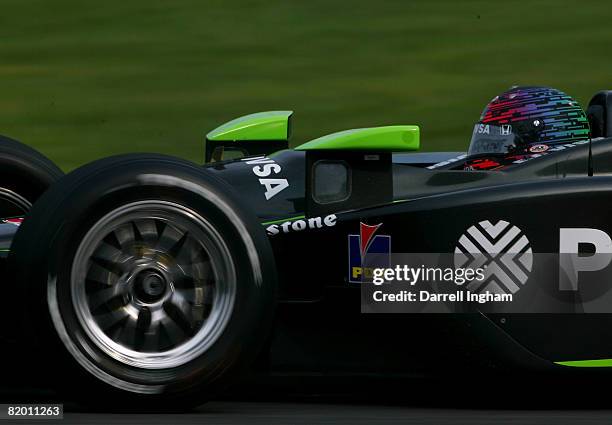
[[2, 90, 612, 408], [204, 128, 612, 371], [198, 91, 612, 372]]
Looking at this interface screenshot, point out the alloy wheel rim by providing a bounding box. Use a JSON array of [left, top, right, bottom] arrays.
[[70, 200, 236, 369]]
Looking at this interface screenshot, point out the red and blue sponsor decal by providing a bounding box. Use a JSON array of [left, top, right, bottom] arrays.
[[1, 217, 23, 226], [348, 222, 391, 283]]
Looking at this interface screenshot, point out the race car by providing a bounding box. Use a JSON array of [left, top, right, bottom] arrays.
[[1, 88, 612, 409]]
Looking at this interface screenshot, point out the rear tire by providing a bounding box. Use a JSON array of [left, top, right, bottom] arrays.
[[9, 154, 276, 410], [0, 135, 62, 344], [0, 135, 63, 209]]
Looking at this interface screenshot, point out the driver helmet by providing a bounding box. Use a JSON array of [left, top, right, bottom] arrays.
[[466, 86, 590, 170]]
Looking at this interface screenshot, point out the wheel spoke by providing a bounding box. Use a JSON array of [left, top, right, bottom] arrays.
[[202, 283, 215, 305], [156, 223, 186, 253], [178, 258, 211, 281], [114, 223, 136, 249], [173, 273, 194, 289], [133, 308, 159, 352], [160, 315, 186, 345], [87, 262, 119, 284], [90, 256, 125, 276], [190, 260, 212, 281], [95, 308, 129, 331], [166, 291, 193, 326], [92, 241, 132, 266], [168, 232, 188, 258], [88, 283, 128, 311], [118, 315, 137, 348], [136, 306, 152, 332], [175, 287, 195, 303], [174, 237, 198, 266], [134, 219, 158, 245], [140, 318, 161, 352]]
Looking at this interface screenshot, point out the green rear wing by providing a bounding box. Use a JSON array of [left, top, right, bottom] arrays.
[[205, 111, 292, 162]]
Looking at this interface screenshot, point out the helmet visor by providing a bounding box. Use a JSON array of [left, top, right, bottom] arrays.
[[468, 123, 521, 156]]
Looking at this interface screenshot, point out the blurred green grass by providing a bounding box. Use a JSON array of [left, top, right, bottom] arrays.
[[0, 0, 610, 170]]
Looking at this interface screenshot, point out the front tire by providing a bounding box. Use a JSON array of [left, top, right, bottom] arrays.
[[9, 154, 276, 409]]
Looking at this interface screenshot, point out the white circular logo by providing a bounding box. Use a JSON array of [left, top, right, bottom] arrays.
[[529, 144, 549, 153], [455, 220, 532, 295]]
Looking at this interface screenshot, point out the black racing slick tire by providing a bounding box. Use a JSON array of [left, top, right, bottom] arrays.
[[0, 135, 62, 344], [8, 154, 277, 410], [0, 135, 63, 217]]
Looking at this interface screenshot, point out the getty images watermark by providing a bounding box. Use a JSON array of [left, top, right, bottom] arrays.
[[360, 253, 612, 313], [369, 264, 508, 304]]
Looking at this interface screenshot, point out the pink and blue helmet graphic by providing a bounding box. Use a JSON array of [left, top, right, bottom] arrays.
[[348, 222, 391, 283], [479, 86, 590, 148]]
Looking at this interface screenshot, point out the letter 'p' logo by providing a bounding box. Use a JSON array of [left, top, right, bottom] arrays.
[[559, 228, 612, 290]]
